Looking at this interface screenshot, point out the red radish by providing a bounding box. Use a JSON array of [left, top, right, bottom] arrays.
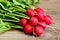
[[34, 26, 44, 36], [44, 15, 52, 25], [24, 24, 32, 34], [36, 13, 45, 21], [20, 18, 27, 26], [26, 8, 34, 17], [35, 8, 44, 14], [29, 17, 38, 26], [38, 21, 47, 29], [47, 15, 52, 20], [47, 15, 55, 24]]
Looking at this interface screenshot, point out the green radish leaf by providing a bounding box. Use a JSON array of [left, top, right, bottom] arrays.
[[32, 0, 39, 5], [0, 3, 12, 12], [0, 0, 7, 6], [0, 26, 11, 33], [0, 19, 11, 33], [11, 26, 23, 29], [13, 0, 26, 8]]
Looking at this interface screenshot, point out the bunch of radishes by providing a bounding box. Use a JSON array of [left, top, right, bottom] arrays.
[[20, 8, 52, 36]]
